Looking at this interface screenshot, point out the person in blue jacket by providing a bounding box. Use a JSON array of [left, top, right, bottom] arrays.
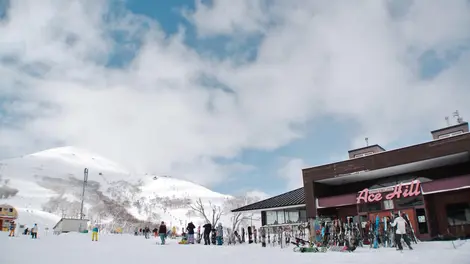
[[92, 224, 99, 241]]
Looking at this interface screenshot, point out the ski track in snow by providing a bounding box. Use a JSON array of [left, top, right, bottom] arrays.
[[1, 233, 469, 264]]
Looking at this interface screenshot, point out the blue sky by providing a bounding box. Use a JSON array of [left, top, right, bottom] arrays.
[[1, 0, 470, 197]]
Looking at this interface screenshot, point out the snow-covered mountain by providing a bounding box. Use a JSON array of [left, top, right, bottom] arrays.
[[0, 146, 235, 230]]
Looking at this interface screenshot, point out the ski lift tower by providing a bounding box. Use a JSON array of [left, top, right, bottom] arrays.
[[79, 168, 89, 232]]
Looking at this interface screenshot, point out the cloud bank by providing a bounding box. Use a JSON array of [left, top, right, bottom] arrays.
[[1, 0, 469, 187]]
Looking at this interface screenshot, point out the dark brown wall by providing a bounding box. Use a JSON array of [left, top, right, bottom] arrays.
[[302, 133, 470, 218], [425, 189, 470, 238], [431, 123, 469, 140]]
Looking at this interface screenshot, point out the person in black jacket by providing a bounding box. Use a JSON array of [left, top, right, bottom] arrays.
[[203, 222, 212, 245], [186, 222, 196, 244], [158, 221, 167, 244]]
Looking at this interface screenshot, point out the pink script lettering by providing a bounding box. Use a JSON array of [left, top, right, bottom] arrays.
[[356, 180, 421, 204]]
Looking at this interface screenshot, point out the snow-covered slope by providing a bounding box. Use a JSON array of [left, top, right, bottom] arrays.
[[0, 146, 233, 230]]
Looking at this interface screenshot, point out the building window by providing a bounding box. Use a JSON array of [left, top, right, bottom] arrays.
[[438, 131, 464, 139], [354, 152, 374, 158], [266, 211, 277, 225], [395, 196, 424, 209], [286, 210, 300, 223], [299, 210, 307, 222], [277, 210, 285, 224], [415, 208, 428, 234], [9, 208, 13, 213], [446, 203, 470, 226], [383, 200, 394, 210], [358, 202, 382, 212]]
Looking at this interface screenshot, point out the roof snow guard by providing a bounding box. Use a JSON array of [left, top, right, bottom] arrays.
[[231, 188, 305, 213]]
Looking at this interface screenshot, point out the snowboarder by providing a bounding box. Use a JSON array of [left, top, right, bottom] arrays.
[[390, 213, 413, 251], [216, 223, 224, 245], [31, 224, 38, 239], [92, 224, 99, 241], [186, 222, 196, 244], [8, 221, 16, 237], [158, 221, 167, 245], [203, 222, 212, 245]]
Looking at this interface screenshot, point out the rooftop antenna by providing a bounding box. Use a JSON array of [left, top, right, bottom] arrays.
[[453, 110, 464, 124], [445, 116, 450, 126], [365, 137, 369, 147]]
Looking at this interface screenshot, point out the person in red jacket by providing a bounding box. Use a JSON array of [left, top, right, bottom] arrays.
[[158, 221, 167, 245]]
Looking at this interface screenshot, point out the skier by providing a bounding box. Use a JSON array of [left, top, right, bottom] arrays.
[[158, 221, 167, 245], [216, 223, 224, 245], [203, 222, 212, 245], [92, 224, 99, 241], [144, 226, 150, 239], [186, 222, 196, 244], [8, 220, 16, 237], [31, 224, 38, 239], [390, 213, 413, 251], [153, 227, 158, 238]]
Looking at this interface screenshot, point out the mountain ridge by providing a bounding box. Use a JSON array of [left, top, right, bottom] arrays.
[[0, 146, 244, 229]]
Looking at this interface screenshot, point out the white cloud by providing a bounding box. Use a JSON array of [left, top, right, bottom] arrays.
[[1, 0, 470, 188], [245, 190, 270, 200], [277, 158, 306, 191]]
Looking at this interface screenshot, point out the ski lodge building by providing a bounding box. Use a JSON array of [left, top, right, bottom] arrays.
[[232, 121, 470, 240]]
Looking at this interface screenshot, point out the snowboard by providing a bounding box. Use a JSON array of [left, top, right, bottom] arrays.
[[294, 246, 327, 253], [373, 215, 379, 249], [211, 230, 216, 245], [247, 226, 253, 244], [260, 228, 266, 247]]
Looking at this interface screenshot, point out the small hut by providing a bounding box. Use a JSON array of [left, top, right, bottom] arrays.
[[0, 204, 18, 231]]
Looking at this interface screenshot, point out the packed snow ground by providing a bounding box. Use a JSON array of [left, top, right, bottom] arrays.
[[2, 233, 469, 264]]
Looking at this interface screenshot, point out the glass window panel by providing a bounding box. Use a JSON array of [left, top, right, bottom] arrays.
[[446, 203, 470, 226], [286, 211, 299, 223], [277, 210, 285, 224], [266, 211, 277, 225], [299, 210, 307, 222]]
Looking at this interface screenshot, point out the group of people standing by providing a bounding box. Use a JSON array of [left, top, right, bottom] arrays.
[[7, 220, 38, 239]]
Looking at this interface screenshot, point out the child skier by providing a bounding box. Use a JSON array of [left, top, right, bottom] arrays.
[[92, 224, 99, 241]]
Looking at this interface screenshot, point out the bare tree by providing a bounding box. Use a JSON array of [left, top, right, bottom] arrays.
[[189, 198, 223, 227], [223, 195, 262, 242]]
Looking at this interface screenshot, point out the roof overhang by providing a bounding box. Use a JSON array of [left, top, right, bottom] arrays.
[[231, 204, 305, 213], [316, 152, 469, 186]]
